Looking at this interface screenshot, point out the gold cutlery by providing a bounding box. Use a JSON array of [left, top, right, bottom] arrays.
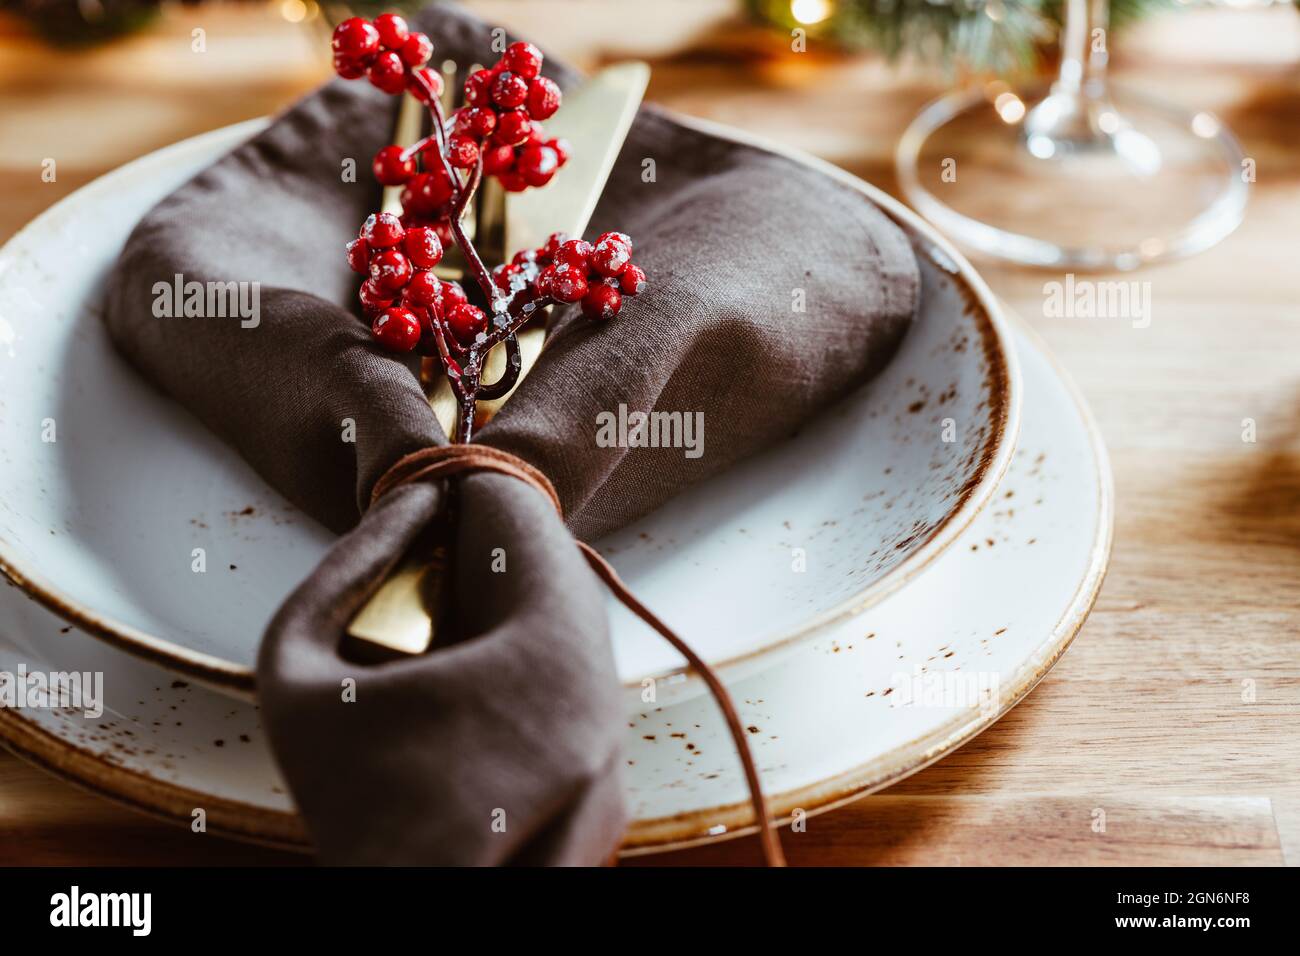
[[345, 60, 650, 658]]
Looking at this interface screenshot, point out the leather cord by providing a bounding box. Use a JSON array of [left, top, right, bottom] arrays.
[[371, 444, 787, 867]]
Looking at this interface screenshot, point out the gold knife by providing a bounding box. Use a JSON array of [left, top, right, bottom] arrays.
[[346, 61, 651, 658]]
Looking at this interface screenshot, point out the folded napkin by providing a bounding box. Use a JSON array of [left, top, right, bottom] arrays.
[[103, 4, 919, 864]]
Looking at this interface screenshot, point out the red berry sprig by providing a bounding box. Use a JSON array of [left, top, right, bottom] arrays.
[[332, 14, 441, 100], [331, 15, 646, 443]]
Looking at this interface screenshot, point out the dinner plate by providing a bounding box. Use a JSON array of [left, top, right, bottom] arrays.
[[0, 319, 1109, 853], [0, 117, 1018, 702]]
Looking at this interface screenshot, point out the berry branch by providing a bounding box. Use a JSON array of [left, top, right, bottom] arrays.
[[331, 13, 648, 444]]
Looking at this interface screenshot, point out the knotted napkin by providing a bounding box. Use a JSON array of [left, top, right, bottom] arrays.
[[103, 3, 920, 865]]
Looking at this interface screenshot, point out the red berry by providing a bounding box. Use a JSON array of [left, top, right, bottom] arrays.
[[581, 283, 622, 320], [527, 77, 561, 119], [493, 110, 532, 147], [359, 277, 394, 318], [456, 107, 497, 140], [492, 262, 523, 292], [555, 238, 593, 271], [332, 17, 380, 62], [481, 144, 516, 175], [361, 212, 404, 248], [406, 67, 443, 103], [597, 231, 633, 256], [372, 307, 421, 352], [403, 227, 443, 269], [619, 263, 647, 295], [491, 71, 529, 109], [540, 232, 567, 262], [345, 238, 369, 274], [535, 264, 558, 298], [512, 247, 539, 267], [367, 51, 408, 95], [496, 171, 528, 192], [403, 270, 442, 309], [369, 248, 412, 292], [547, 139, 571, 169], [446, 303, 487, 346], [401, 171, 453, 216], [372, 145, 414, 186], [373, 13, 409, 50], [333, 55, 367, 80], [590, 237, 631, 277], [440, 280, 469, 312], [550, 264, 588, 303], [517, 144, 559, 187], [446, 134, 480, 169], [464, 69, 494, 107], [399, 32, 433, 68], [502, 42, 543, 79]]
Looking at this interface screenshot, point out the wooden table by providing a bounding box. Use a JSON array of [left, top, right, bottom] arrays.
[[2, 1, 1297, 866]]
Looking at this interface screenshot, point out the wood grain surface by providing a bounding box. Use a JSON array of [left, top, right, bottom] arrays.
[[1, 1, 1297, 866]]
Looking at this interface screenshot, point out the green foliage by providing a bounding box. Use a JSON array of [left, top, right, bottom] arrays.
[[749, 0, 1179, 74]]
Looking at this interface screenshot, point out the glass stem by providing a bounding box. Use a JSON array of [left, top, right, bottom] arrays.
[[1054, 0, 1111, 100]]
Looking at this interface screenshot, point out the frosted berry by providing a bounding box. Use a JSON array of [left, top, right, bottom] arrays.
[[540, 232, 567, 262], [440, 280, 469, 312], [555, 238, 593, 271], [369, 248, 412, 292], [493, 110, 532, 147], [581, 283, 622, 320], [597, 231, 632, 255], [527, 77, 561, 119], [619, 264, 648, 295], [496, 171, 528, 193], [457, 107, 497, 140], [372, 306, 421, 352], [590, 237, 630, 277], [491, 72, 529, 110], [399, 32, 433, 69], [464, 69, 494, 107], [446, 134, 480, 169], [332, 18, 380, 62], [550, 264, 588, 303], [403, 226, 443, 269], [359, 277, 394, 318], [446, 303, 487, 346], [502, 42, 543, 80], [372, 145, 415, 186], [373, 13, 409, 50], [361, 212, 405, 248], [403, 270, 442, 310], [345, 238, 369, 274], [368, 51, 408, 95], [517, 144, 559, 187]]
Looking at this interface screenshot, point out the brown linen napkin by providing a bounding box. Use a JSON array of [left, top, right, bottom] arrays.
[[102, 4, 919, 864]]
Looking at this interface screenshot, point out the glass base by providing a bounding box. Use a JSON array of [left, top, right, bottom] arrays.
[[896, 82, 1249, 271]]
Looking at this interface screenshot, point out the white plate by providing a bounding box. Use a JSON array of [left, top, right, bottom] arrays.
[[0, 321, 1109, 852], [0, 118, 1018, 702]]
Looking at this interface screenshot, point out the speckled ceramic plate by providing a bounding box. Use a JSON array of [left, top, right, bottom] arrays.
[[0, 320, 1109, 854], [0, 117, 1017, 704]]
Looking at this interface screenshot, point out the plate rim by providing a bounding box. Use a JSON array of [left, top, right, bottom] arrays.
[[0, 114, 1019, 698], [0, 312, 1107, 857]]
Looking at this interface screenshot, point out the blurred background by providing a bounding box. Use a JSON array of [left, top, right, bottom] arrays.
[[2, 1, 1299, 865]]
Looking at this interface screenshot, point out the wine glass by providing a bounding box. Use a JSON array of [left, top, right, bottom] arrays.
[[895, 0, 1249, 270]]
